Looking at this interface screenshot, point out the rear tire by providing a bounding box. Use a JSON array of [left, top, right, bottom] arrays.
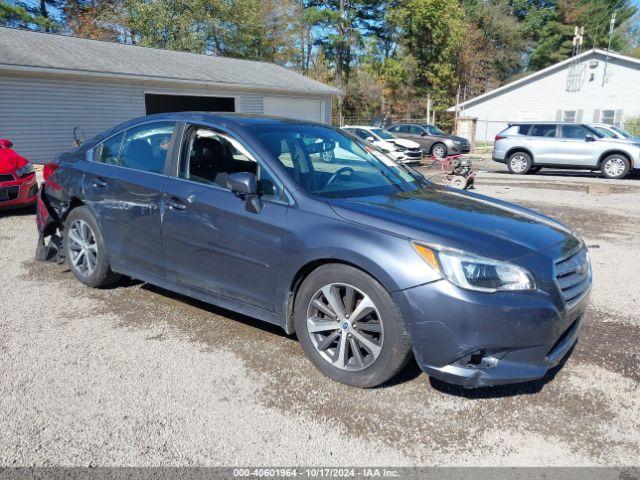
[[600, 154, 630, 179], [507, 151, 532, 174], [64, 206, 121, 288], [294, 264, 412, 388]]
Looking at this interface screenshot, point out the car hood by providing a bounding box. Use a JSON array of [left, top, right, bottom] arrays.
[[0, 148, 28, 174], [326, 185, 578, 261], [374, 140, 398, 152], [600, 137, 640, 146], [440, 134, 469, 144], [390, 138, 421, 149]]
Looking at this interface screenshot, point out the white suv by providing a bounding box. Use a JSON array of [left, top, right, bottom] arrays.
[[493, 122, 640, 179]]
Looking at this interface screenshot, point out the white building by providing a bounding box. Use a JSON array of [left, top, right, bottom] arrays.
[[448, 49, 640, 143], [0, 27, 339, 164]]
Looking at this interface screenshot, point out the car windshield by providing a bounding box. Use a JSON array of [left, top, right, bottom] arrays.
[[255, 124, 420, 198], [370, 128, 395, 140], [611, 126, 634, 138], [423, 125, 445, 135], [594, 126, 615, 138]]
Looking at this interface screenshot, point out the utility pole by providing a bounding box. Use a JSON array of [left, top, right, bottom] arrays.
[[602, 12, 616, 87], [337, 0, 345, 126], [572, 26, 584, 58]]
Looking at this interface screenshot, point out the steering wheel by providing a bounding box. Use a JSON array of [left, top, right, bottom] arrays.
[[324, 167, 354, 188]]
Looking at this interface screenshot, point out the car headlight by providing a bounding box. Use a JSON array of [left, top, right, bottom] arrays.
[[16, 162, 35, 177], [413, 243, 535, 292]]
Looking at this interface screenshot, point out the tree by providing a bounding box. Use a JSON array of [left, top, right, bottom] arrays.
[[458, 0, 527, 99], [0, 0, 59, 31], [63, 0, 120, 40], [528, 0, 637, 71], [388, 0, 465, 110]]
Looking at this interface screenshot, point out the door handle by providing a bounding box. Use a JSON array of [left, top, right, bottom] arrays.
[[93, 177, 107, 188], [166, 196, 187, 211]]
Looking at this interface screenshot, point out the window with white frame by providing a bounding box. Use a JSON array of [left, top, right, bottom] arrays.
[[600, 110, 616, 125], [562, 110, 577, 122]]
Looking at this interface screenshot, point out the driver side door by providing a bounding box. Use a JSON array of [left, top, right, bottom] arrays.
[[161, 124, 289, 311]]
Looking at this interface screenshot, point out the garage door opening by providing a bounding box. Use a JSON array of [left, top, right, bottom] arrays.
[[145, 94, 235, 115]]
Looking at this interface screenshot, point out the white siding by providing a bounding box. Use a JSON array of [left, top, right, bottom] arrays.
[[0, 74, 334, 163], [263, 96, 324, 122], [459, 52, 640, 142]]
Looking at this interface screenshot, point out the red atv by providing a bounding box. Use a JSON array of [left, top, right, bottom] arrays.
[[0, 139, 38, 210]]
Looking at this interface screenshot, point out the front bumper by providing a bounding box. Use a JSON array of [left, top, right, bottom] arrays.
[[0, 172, 38, 209], [450, 144, 471, 155], [393, 278, 590, 388]]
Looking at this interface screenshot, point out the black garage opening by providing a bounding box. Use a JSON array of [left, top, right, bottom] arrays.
[[145, 94, 235, 114]]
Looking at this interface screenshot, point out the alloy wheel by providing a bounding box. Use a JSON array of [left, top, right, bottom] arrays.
[[67, 219, 98, 277], [306, 283, 384, 371], [604, 157, 626, 178], [510, 155, 528, 173], [432, 144, 446, 158]]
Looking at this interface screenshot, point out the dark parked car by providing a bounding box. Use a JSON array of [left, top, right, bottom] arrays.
[[388, 123, 471, 158], [37, 113, 591, 389]]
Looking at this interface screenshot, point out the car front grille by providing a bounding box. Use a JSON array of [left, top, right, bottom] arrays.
[[555, 247, 591, 308], [405, 150, 423, 158], [0, 173, 15, 183], [0, 186, 19, 203]]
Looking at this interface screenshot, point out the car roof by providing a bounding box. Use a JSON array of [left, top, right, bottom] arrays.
[[508, 121, 587, 125], [343, 125, 377, 130], [87, 112, 335, 148]]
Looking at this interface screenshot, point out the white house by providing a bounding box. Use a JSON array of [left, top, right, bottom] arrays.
[[0, 27, 339, 164], [448, 48, 640, 143]]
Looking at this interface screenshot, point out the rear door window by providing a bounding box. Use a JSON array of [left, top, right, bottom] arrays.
[[530, 124, 557, 138], [119, 121, 176, 174], [94, 132, 124, 165]]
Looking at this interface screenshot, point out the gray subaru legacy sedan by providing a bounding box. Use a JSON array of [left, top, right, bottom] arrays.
[[37, 113, 591, 389]]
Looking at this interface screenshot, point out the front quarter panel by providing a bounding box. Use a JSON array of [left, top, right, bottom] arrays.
[[280, 206, 441, 299]]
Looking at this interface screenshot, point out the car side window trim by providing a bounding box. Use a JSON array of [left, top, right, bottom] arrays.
[[173, 123, 292, 206]]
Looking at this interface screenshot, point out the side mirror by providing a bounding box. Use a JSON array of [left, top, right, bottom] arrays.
[[366, 136, 375, 142], [227, 172, 262, 213], [420, 131, 427, 136], [585, 135, 596, 142], [227, 172, 257, 195], [0, 139, 13, 149]]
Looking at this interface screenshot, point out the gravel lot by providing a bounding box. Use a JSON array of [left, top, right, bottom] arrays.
[[1, 161, 639, 466]]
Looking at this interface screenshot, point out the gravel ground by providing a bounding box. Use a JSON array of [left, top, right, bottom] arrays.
[[1, 163, 639, 466]]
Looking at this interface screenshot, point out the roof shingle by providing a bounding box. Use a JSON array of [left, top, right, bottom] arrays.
[[0, 26, 339, 96]]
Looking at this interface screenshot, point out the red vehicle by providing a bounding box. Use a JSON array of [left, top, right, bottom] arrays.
[[0, 139, 38, 210]]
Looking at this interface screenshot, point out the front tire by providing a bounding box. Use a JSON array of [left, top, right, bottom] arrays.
[[64, 206, 121, 288], [431, 142, 447, 158], [601, 154, 630, 179], [294, 264, 412, 388], [507, 151, 532, 174]]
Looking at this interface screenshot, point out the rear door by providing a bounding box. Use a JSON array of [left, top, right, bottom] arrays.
[[85, 121, 176, 275], [555, 124, 599, 167], [83, 131, 125, 250], [109, 121, 177, 275], [525, 124, 558, 164], [161, 124, 288, 311]]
